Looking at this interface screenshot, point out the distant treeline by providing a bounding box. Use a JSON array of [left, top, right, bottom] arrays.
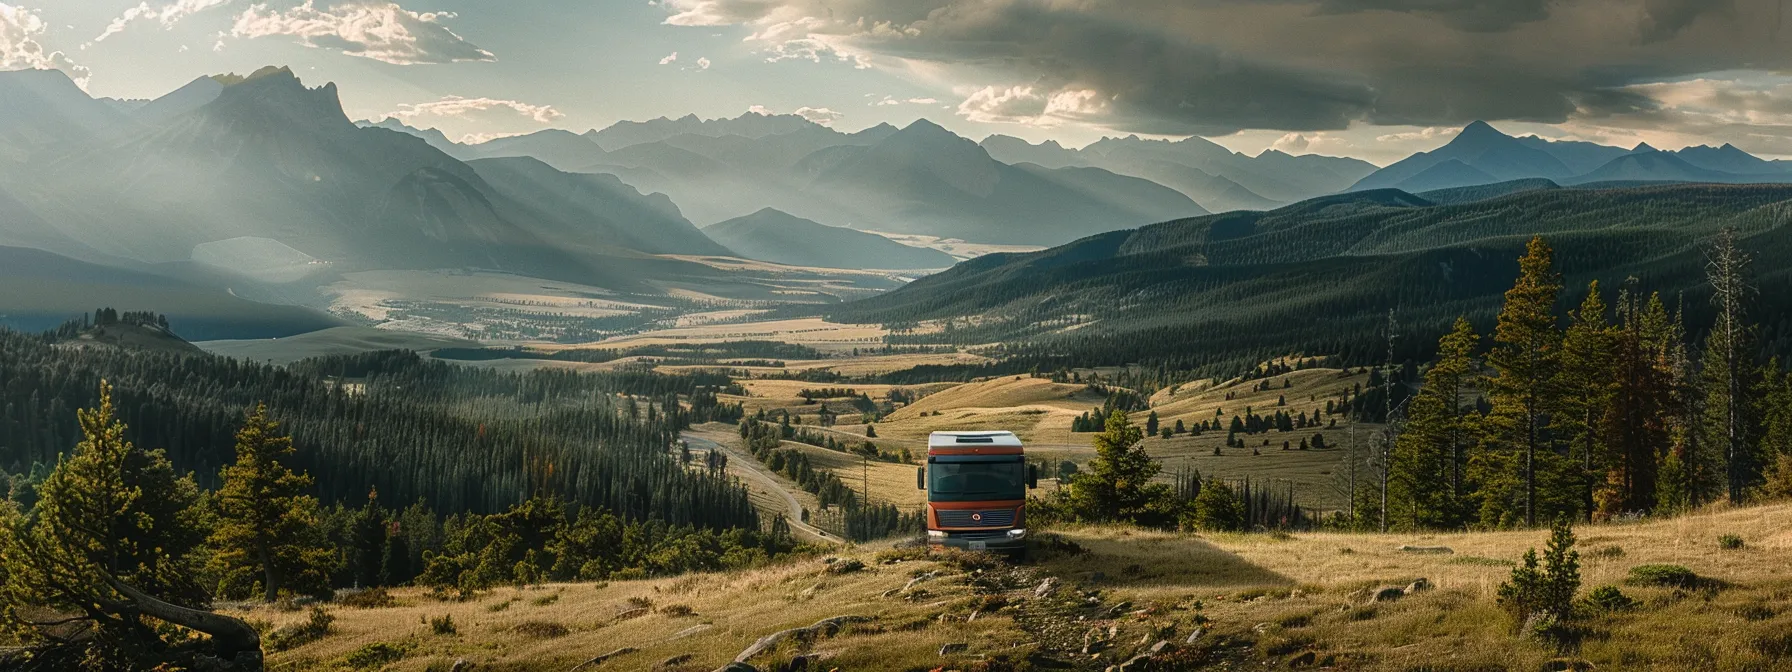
[[431, 340, 826, 366]]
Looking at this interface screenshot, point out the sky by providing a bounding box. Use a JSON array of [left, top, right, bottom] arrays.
[[5, 0, 1792, 164]]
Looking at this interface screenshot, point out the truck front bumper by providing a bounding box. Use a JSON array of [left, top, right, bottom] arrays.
[[927, 528, 1027, 553]]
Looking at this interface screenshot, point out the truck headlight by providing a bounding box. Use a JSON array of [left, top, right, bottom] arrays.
[[1006, 528, 1027, 539], [926, 530, 947, 540]]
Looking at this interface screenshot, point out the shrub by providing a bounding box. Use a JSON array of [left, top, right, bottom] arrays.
[[429, 615, 457, 635], [338, 587, 396, 609], [1625, 564, 1701, 588], [1496, 517, 1580, 630], [1584, 585, 1635, 611], [531, 593, 560, 607], [345, 642, 409, 669], [1718, 534, 1745, 550], [1184, 478, 1245, 532], [266, 606, 334, 652], [660, 604, 695, 617], [512, 620, 570, 638], [486, 598, 515, 612]]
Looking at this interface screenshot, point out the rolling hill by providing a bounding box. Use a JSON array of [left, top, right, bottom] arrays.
[[702, 208, 956, 270], [828, 182, 1792, 373]]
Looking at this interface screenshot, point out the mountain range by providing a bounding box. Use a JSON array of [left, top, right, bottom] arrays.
[[1349, 121, 1792, 193], [377, 114, 1208, 246]]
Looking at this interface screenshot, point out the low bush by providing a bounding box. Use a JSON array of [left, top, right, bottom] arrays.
[[1718, 534, 1745, 550], [266, 606, 333, 652], [338, 587, 396, 609], [429, 614, 457, 635], [345, 642, 409, 669], [1625, 564, 1701, 589], [531, 592, 560, 607], [512, 621, 570, 638], [1584, 585, 1635, 611]]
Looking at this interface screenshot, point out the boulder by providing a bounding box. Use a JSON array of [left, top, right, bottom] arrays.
[[1035, 577, 1059, 598], [1404, 578, 1433, 595], [1288, 651, 1318, 667], [1396, 545, 1454, 554]]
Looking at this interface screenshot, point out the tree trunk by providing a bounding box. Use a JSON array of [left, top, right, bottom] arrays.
[[259, 540, 277, 603]]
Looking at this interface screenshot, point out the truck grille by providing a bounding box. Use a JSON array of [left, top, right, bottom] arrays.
[[937, 508, 1016, 528]]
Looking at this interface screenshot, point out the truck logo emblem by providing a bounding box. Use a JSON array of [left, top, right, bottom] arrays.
[[971, 513, 983, 522]]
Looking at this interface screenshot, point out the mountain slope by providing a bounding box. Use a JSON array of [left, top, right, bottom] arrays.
[[466, 156, 731, 256], [1351, 121, 1574, 192], [463, 129, 609, 171], [0, 245, 340, 339], [828, 183, 1792, 372], [703, 208, 956, 270], [983, 134, 1376, 212], [585, 111, 820, 151], [0, 69, 134, 158], [801, 120, 1205, 245]]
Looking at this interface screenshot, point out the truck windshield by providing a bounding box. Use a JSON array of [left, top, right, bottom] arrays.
[[928, 459, 1024, 502]]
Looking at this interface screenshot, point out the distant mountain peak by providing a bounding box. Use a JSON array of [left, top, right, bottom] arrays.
[[1632, 142, 1659, 153], [1459, 120, 1502, 138]]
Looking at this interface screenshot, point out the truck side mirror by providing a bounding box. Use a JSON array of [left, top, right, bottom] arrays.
[[916, 466, 926, 490], [1028, 464, 1039, 490]]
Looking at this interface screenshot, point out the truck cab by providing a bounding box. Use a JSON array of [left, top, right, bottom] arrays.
[[916, 431, 1037, 556]]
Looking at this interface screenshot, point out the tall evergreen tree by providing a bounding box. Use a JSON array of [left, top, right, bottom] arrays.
[[208, 404, 335, 601], [1555, 282, 1616, 521], [0, 381, 207, 657], [1702, 227, 1754, 504], [1484, 236, 1564, 527], [1390, 317, 1478, 529], [1601, 288, 1677, 515]]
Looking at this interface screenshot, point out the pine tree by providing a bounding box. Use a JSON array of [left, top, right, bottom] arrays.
[[1701, 227, 1754, 504], [0, 381, 207, 655], [1067, 410, 1172, 524], [209, 404, 336, 601], [1484, 236, 1564, 527], [1758, 362, 1792, 497], [1390, 317, 1478, 529], [1555, 282, 1616, 520], [1601, 288, 1677, 515]]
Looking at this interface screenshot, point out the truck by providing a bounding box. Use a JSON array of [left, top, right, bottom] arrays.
[[916, 430, 1038, 556]]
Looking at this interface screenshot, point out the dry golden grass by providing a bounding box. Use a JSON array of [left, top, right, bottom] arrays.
[[263, 503, 1792, 671], [778, 440, 927, 508], [568, 318, 893, 353]]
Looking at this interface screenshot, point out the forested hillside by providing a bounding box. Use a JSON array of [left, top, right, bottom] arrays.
[[829, 183, 1792, 378], [0, 326, 746, 519]]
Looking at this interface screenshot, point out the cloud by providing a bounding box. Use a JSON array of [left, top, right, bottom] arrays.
[[0, 3, 89, 87], [658, 50, 677, 64], [655, 0, 1792, 137], [92, 0, 234, 44], [874, 95, 939, 106], [230, 1, 495, 65], [1568, 75, 1792, 156], [1272, 132, 1311, 153], [1314, 0, 1554, 32], [386, 95, 563, 123], [793, 105, 842, 124], [695, 56, 710, 69]]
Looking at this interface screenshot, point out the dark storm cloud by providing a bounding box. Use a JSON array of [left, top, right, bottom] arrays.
[[664, 0, 1792, 134], [1640, 0, 1735, 41], [1313, 0, 1555, 32]]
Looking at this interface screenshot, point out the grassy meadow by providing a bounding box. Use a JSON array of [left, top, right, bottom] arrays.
[[257, 503, 1792, 671]]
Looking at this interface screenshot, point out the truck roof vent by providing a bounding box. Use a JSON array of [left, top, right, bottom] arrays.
[[955, 436, 995, 444]]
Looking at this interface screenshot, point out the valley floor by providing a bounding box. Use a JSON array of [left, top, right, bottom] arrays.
[[257, 503, 1792, 671]]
